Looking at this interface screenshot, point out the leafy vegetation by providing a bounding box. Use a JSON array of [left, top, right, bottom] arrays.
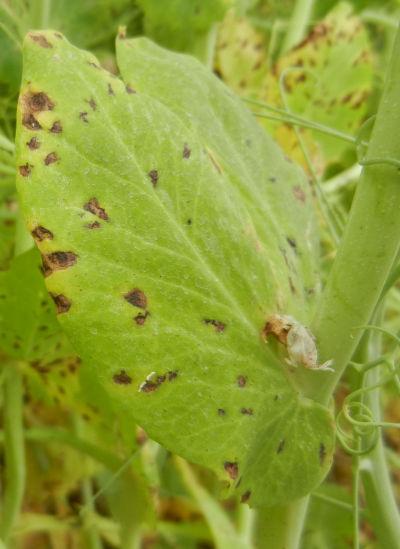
[[1, 1, 400, 548]]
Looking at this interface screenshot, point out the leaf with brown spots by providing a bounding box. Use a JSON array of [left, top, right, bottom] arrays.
[[262, 3, 374, 169], [16, 31, 334, 508]]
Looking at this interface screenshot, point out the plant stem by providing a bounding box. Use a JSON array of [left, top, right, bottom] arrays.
[[0, 364, 25, 544], [253, 497, 309, 549], [295, 24, 400, 404], [281, 0, 314, 53], [359, 327, 400, 548]]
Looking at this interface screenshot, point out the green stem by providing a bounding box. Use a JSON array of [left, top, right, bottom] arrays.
[[295, 24, 400, 403], [0, 365, 25, 544], [253, 498, 309, 549], [359, 327, 400, 548], [74, 417, 103, 549], [281, 0, 314, 53]]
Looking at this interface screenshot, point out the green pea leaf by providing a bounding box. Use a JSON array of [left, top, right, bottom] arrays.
[[15, 31, 334, 508]]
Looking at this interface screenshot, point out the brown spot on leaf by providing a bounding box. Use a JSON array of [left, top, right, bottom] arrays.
[[51, 294, 71, 314], [83, 198, 109, 220], [23, 113, 42, 130], [241, 408, 253, 415], [107, 83, 115, 96], [32, 226, 53, 242], [29, 33, 52, 48], [241, 490, 251, 503], [126, 84, 136, 94], [50, 121, 62, 133], [148, 170, 159, 187], [287, 237, 297, 250], [237, 375, 247, 388], [19, 163, 32, 177], [319, 443, 326, 465], [293, 185, 306, 203], [42, 252, 77, 276], [167, 371, 178, 381], [27, 137, 40, 149], [204, 319, 226, 333], [218, 408, 226, 416], [87, 98, 97, 111], [240, 408, 254, 416], [124, 288, 147, 309], [224, 461, 239, 480], [113, 369, 132, 385], [86, 221, 101, 229], [44, 152, 58, 165], [79, 112, 89, 123], [277, 439, 285, 453], [183, 144, 191, 159], [25, 92, 54, 113], [134, 311, 149, 325]]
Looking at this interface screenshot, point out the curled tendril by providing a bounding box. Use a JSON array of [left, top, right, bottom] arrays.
[[336, 364, 400, 456]]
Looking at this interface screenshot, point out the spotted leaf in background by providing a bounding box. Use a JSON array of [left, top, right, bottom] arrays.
[[263, 2, 374, 167]]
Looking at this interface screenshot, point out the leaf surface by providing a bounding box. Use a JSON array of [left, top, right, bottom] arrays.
[[16, 31, 334, 507]]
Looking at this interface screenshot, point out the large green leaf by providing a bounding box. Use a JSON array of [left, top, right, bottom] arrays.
[[15, 31, 334, 507]]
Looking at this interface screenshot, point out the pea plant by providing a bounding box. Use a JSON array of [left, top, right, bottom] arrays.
[[1, 1, 400, 548]]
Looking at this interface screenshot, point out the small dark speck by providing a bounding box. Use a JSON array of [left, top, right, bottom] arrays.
[[86, 221, 101, 229], [268, 176, 277, 182], [218, 408, 226, 416], [87, 98, 97, 111], [287, 237, 297, 250], [108, 83, 115, 96], [113, 369, 132, 385], [224, 461, 239, 480], [241, 490, 251, 503], [186, 218, 192, 225], [237, 375, 247, 388], [148, 169, 158, 187], [183, 143, 191, 159], [277, 439, 285, 454], [79, 112, 89, 123], [134, 311, 149, 325], [126, 84, 136, 94], [241, 408, 253, 415], [204, 318, 225, 333], [167, 371, 178, 381], [319, 443, 326, 465]]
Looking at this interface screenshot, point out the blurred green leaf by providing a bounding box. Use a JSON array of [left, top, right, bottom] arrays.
[[137, 0, 232, 59], [0, 248, 65, 360]]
